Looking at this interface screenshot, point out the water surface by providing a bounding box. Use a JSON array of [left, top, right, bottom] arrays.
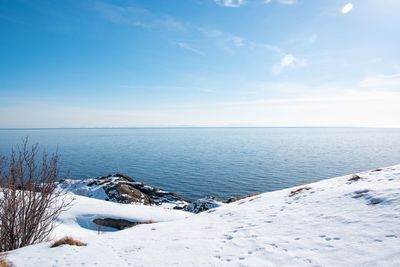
[[0, 128, 399, 200]]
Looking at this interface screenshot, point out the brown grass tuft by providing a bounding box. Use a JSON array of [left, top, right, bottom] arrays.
[[289, 187, 312, 197], [348, 174, 361, 182], [50, 236, 86, 248], [0, 258, 11, 267]]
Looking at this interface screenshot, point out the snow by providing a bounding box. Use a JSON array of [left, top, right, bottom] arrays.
[[58, 179, 109, 200], [52, 194, 192, 239], [7, 165, 400, 266]]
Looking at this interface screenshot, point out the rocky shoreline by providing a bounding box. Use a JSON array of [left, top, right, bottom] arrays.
[[58, 173, 252, 213]]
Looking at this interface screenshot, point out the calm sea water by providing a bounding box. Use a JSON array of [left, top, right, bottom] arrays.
[[0, 128, 399, 200]]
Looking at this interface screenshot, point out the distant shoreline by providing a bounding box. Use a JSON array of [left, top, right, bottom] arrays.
[[0, 126, 397, 130]]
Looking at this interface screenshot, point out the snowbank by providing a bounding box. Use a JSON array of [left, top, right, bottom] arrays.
[[53, 194, 192, 240], [7, 165, 400, 266]]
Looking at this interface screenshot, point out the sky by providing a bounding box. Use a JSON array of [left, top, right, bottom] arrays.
[[0, 0, 399, 128]]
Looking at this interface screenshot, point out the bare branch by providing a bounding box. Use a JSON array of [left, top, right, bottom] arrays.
[[0, 138, 73, 252]]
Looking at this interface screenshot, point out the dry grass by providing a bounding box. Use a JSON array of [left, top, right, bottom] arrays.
[[0, 258, 11, 267], [348, 174, 361, 182], [50, 236, 86, 248], [289, 187, 312, 197]]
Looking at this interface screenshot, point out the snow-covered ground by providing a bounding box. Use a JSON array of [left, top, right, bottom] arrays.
[[52, 194, 192, 240], [7, 165, 400, 266]]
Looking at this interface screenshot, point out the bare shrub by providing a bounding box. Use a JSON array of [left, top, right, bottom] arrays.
[[0, 139, 73, 252], [50, 236, 86, 248]]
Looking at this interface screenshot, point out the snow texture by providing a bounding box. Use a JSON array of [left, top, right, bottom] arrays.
[[7, 165, 400, 266]]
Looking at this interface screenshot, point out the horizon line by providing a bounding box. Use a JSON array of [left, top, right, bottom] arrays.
[[0, 126, 399, 130]]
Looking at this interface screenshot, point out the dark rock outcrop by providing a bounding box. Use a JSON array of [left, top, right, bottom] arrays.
[[59, 173, 259, 213], [105, 183, 153, 205], [93, 218, 148, 230], [183, 196, 222, 213], [58, 173, 190, 208]]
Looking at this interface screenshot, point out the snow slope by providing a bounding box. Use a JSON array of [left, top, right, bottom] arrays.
[[53, 194, 192, 240], [7, 165, 400, 267]]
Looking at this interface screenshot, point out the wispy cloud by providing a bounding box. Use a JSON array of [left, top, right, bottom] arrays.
[[271, 54, 307, 74], [341, 3, 353, 15], [176, 42, 205, 56], [278, 0, 298, 5], [94, 2, 186, 32], [360, 73, 400, 89], [199, 27, 284, 57], [199, 28, 248, 53], [303, 34, 318, 47], [265, 0, 298, 5], [214, 0, 245, 8]]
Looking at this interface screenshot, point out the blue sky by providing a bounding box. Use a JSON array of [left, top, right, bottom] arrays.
[[0, 0, 399, 127]]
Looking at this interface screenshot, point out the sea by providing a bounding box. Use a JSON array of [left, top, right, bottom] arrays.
[[0, 127, 399, 200]]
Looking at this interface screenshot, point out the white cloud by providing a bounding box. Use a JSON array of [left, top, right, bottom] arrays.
[[272, 54, 307, 74], [199, 28, 249, 54], [281, 54, 295, 67], [94, 2, 186, 32], [264, 0, 297, 4], [176, 42, 205, 56], [278, 0, 297, 5], [214, 0, 245, 8], [229, 35, 246, 47], [341, 3, 353, 14]]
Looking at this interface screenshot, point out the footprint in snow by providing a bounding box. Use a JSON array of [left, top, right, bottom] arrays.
[[351, 189, 370, 198], [303, 258, 312, 264], [385, 234, 397, 238], [368, 197, 385, 205], [225, 235, 234, 240]]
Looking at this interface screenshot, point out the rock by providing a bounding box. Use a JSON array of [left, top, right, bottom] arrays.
[[105, 183, 153, 205], [184, 196, 222, 213], [93, 218, 146, 230], [348, 174, 361, 182], [58, 173, 190, 208], [114, 173, 135, 182], [59, 173, 255, 214], [225, 193, 260, 203]]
